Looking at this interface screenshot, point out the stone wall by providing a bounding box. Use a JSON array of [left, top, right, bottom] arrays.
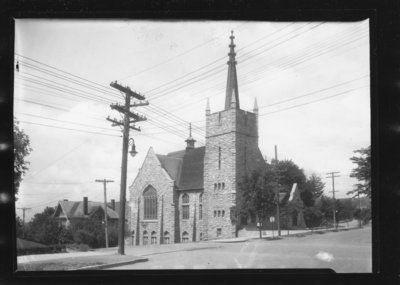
[[204, 107, 265, 240], [177, 190, 205, 242], [129, 147, 176, 245]]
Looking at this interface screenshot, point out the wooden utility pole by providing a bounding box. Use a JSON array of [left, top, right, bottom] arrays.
[[274, 145, 281, 236], [95, 179, 114, 248], [109, 81, 148, 255], [326, 171, 340, 229], [17, 207, 31, 238]]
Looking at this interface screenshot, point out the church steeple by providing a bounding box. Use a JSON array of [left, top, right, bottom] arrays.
[[185, 123, 196, 150], [225, 31, 240, 110]]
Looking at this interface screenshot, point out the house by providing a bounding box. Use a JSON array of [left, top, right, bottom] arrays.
[[53, 197, 130, 231], [129, 31, 268, 245]]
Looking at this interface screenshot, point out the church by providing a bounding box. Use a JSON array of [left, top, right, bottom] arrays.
[[129, 32, 267, 245]]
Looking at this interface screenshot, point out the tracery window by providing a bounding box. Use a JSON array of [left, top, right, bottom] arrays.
[[143, 186, 157, 220], [182, 193, 189, 220], [182, 231, 189, 243]]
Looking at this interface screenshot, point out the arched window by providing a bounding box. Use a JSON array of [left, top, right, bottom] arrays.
[[214, 210, 216, 217], [292, 210, 298, 226], [218, 183, 221, 189], [151, 231, 157, 245], [143, 231, 149, 245], [163, 231, 170, 244], [182, 194, 189, 220], [222, 183, 225, 189], [199, 194, 203, 220], [214, 183, 217, 190], [218, 210, 221, 217], [143, 186, 157, 220], [200, 232, 203, 241], [222, 210, 225, 217], [182, 231, 189, 243]]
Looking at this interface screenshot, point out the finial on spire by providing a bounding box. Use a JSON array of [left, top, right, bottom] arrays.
[[225, 31, 240, 110], [185, 122, 196, 150]]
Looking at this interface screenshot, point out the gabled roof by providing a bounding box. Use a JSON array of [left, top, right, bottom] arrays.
[[155, 146, 205, 190], [56, 200, 119, 219]]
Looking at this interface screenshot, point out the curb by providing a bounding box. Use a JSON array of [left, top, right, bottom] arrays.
[[75, 257, 148, 270]]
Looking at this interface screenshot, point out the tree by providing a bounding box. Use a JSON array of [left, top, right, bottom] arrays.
[[14, 118, 32, 196], [301, 174, 325, 207], [238, 170, 277, 238], [347, 146, 371, 198], [272, 159, 307, 194], [25, 206, 71, 245], [16, 216, 24, 238]]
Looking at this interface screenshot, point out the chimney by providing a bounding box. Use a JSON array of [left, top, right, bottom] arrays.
[[83, 197, 88, 215], [111, 199, 115, 211]]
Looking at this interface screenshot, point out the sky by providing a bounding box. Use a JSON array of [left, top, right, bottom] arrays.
[[14, 19, 370, 221]]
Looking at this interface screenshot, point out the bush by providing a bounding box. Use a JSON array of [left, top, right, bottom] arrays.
[[74, 229, 97, 248]]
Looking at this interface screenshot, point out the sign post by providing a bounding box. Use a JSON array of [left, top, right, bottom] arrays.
[[270, 216, 275, 239]]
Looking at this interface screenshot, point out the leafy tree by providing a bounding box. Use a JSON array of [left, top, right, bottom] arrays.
[[272, 159, 307, 194], [347, 146, 371, 198], [353, 208, 371, 226], [303, 206, 323, 228], [238, 170, 277, 238], [16, 216, 24, 238], [301, 174, 325, 207], [69, 209, 118, 248], [14, 118, 32, 196], [25, 207, 70, 245]]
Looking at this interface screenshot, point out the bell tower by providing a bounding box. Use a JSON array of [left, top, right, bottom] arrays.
[[203, 31, 264, 240]]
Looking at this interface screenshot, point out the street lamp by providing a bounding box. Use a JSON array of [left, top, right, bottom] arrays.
[[129, 138, 138, 157]]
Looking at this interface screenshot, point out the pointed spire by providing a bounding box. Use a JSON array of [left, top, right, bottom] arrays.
[[253, 97, 258, 114], [230, 89, 237, 108], [206, 98, 210, 115], [185, 123, 196, 150], [225, 30, 240, 110]]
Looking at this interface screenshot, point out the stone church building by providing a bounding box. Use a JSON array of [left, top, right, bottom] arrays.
[[129, 32, 267, 245]]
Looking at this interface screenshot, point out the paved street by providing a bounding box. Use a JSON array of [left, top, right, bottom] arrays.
[[110, 226, 371, 273]]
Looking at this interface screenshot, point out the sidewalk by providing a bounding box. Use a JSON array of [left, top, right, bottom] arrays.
[[17, 250, 146, 271]]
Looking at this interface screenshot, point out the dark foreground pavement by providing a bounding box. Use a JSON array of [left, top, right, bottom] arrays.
[[110, 226, 372, 273]]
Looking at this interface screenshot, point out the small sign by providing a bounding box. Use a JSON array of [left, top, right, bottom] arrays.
[[270, 216, 275, 223], [257, 222, 261, 227]]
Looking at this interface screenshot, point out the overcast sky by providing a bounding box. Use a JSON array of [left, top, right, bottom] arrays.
[[14, 19, 370, 221]]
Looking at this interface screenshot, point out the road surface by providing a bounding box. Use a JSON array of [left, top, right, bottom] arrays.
[[110, 227, 371, 273]]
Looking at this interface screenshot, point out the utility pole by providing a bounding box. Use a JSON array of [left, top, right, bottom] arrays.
[[17, 207, 31, 238], [95, 179, 114, 248], [274, 145, 281, 237], [109, 81, 148, 255], [326, 171, 340, 229]]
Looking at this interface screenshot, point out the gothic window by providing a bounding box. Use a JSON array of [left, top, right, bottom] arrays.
[[214, 183, 217, 190], [182, 231, 189, 243], [214, 210, 216, 217], [218, 147, 222, 169], [200, 233, 203, 241], [222, 210, 225, 217], [199, 194, 203, 220], [143, 231, 149, 245], [218, 210, 221, 217], [151, 231, 157, 245], [222, 183, 225, 189], [182, 194, 189, 220], [164, 231, 170, 244], [143, 186, 157, 220], [218, 183, 221, 189], [217, 228, 222, 238]]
